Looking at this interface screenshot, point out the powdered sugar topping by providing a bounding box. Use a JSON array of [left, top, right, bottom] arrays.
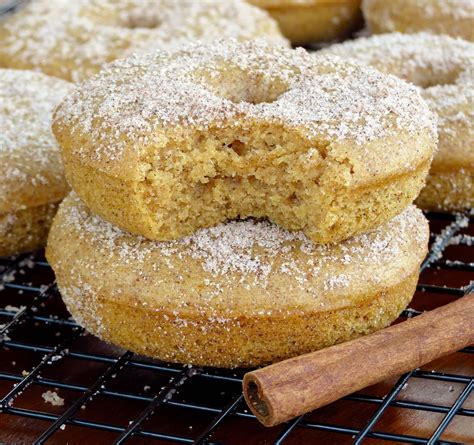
[[363, 0, 474, 31], [321, 33, 474, 85]]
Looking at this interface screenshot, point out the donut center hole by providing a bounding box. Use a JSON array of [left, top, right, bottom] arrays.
[[120, 10, 162, 29], [410, 67, 465, 89], [203, 67, 289, 104]]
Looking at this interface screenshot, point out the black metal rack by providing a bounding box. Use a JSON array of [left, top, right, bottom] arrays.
[[1, 210, 473, 444], [0, 2, 473, 443]]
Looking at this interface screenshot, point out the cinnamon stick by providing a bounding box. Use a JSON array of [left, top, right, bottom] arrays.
[[243, 294, 474, 427]]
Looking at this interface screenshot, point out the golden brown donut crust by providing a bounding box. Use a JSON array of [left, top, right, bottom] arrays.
[[46, 194, 429, 367], [53, 40, 436, 244], [0, 203, 59, 257], [249, 0, 362, 45]]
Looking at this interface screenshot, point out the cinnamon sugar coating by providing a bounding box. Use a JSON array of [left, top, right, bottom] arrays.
[[0, 0, 287, 82], [53, 40, 436, 244], [46, 194, 429, 367], [0, 69, 71, 256], [322, 33, 474, 210], [362, 0, 474, 42]]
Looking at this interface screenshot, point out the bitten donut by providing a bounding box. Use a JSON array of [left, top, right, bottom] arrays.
[[47, 193, 429, 367], [53, 40, 436, 245], [322, 33, 474, 211], [0, 69, 71, 257], [248, 0, 362, 45], [362, 0, 474, 42], [0, 0, 287, 82]]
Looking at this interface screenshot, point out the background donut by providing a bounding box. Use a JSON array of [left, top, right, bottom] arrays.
[[0, 0, 288, 82], [0, 69, 71, 256], [249, 0, 363, 45], [362, 0, 474, 42]]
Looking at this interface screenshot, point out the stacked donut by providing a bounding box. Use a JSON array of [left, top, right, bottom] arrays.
[[47, 39, 435, 367], [0, 0, 286, 256], [3, 0, 469, 368]]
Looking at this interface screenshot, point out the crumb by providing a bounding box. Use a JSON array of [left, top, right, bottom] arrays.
[[42, 390, 64, 406], [4, 305, 25, 313]]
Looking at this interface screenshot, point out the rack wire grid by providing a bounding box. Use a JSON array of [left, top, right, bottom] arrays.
[[1, 2, 473, 444]]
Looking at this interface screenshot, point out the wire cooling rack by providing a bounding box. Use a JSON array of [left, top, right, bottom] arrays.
[[1, 211, 473, 444]]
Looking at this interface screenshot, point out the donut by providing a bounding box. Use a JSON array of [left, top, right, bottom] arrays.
[[52, 39, 436, 245], [46, 193, 429, 367], [362, 0, 474, 42], [322, 33, 474, 211], [0, 69, 71, 257], [248, 0, 362, 45], [0, 0, 287, 82]]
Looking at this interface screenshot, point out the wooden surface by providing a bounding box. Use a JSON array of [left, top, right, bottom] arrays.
[[0, 215, 473, 444]]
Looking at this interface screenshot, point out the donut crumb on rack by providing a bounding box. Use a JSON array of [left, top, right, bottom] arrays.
[[42, 390, 64, 406]]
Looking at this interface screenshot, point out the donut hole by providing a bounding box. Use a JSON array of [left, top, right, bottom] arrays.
[[202, 66, 289, 104], [406, 66, 466, 89], [119, 10, 162, 29]]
